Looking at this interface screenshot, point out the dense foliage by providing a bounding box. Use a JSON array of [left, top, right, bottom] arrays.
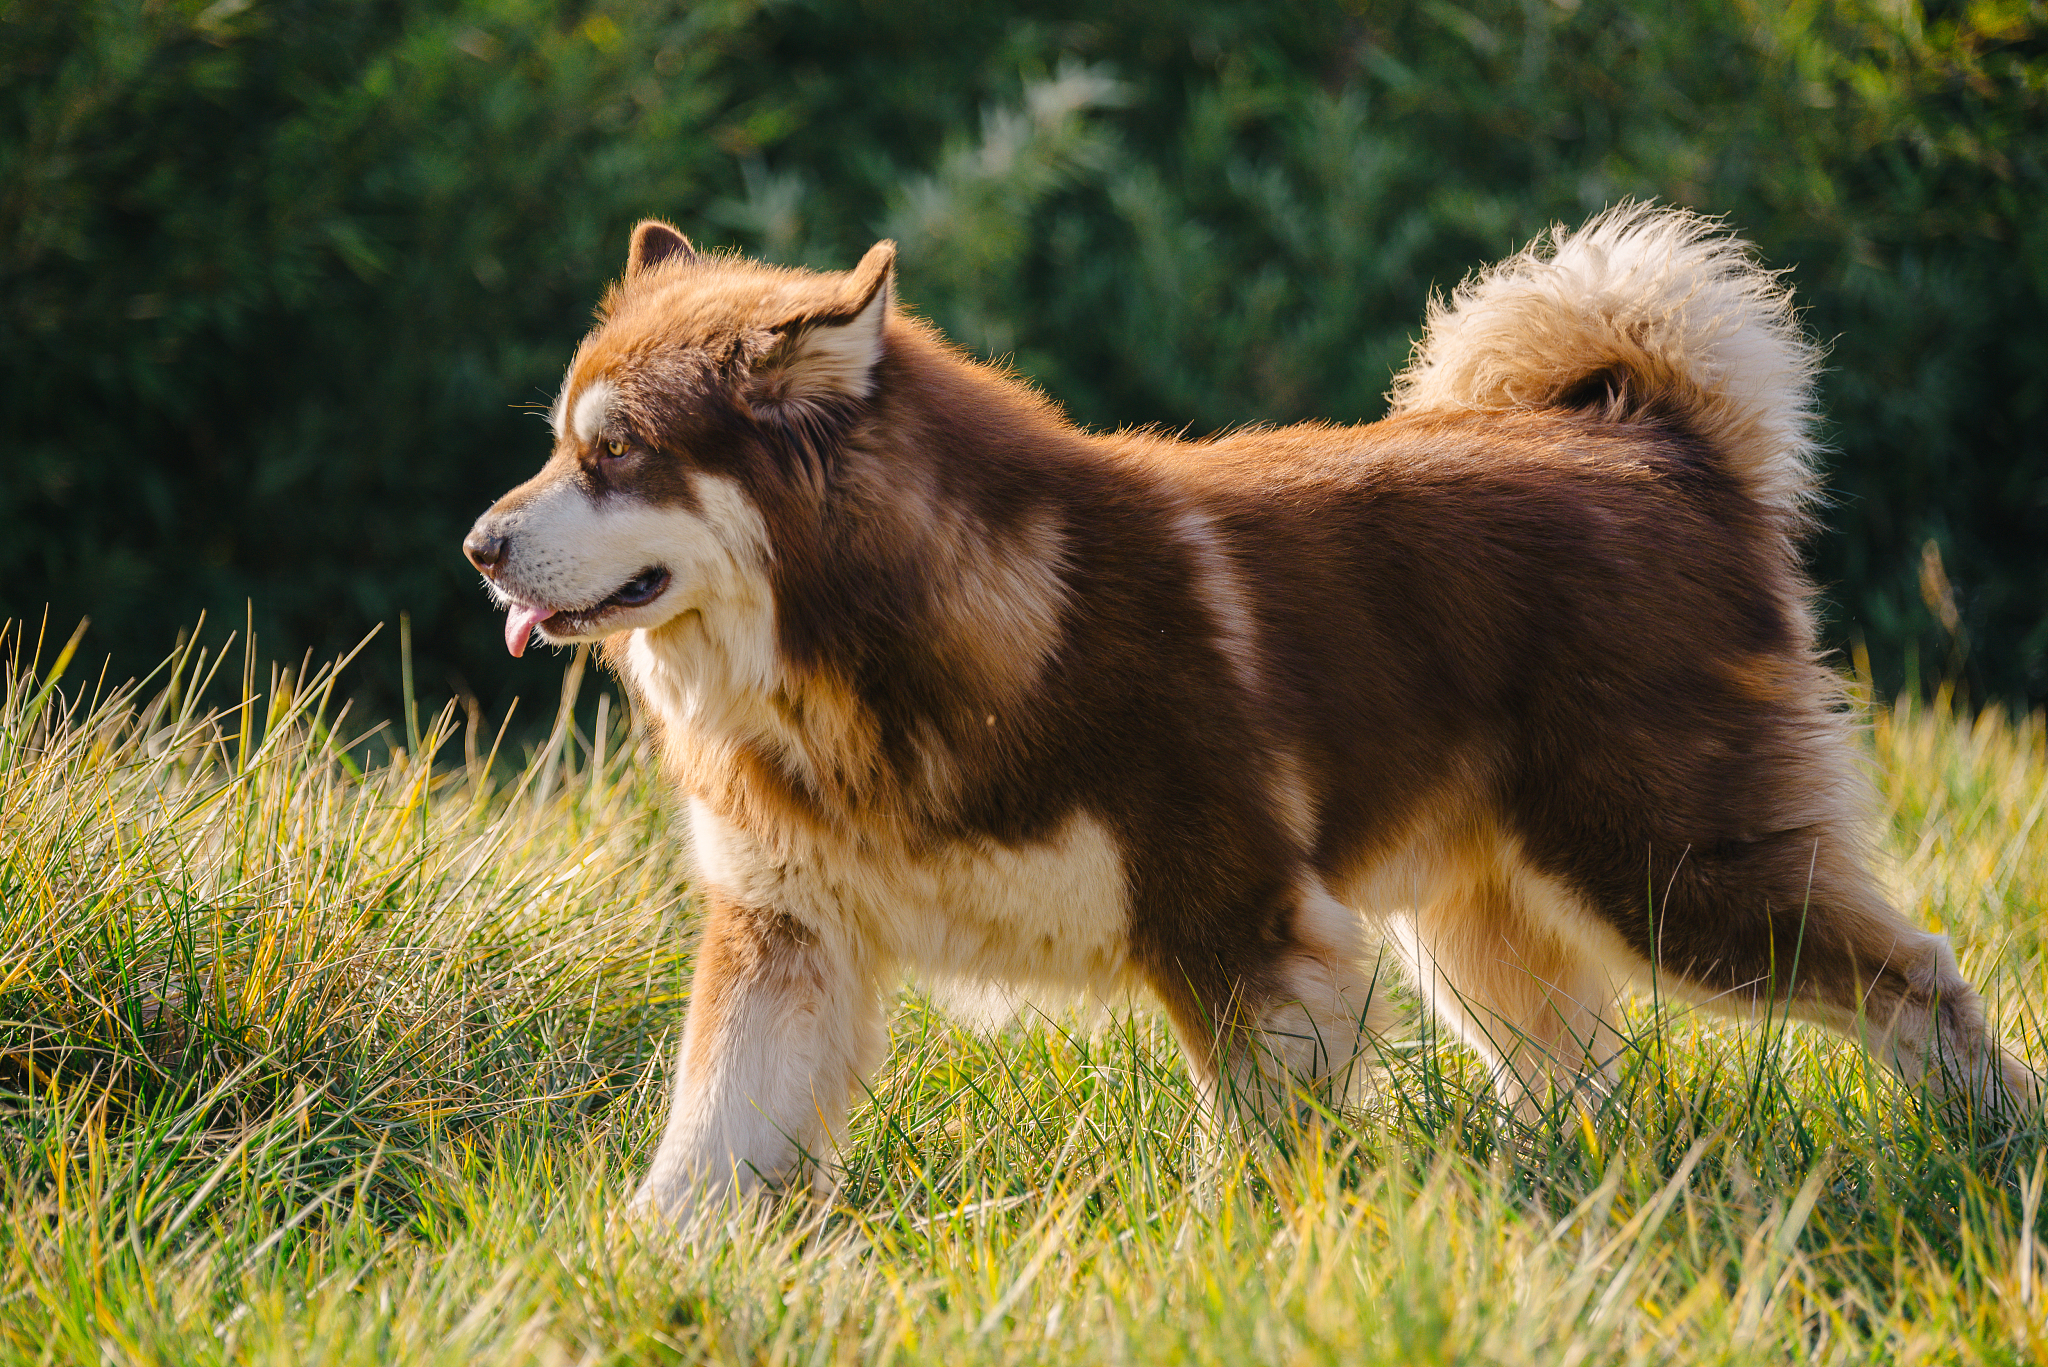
[[4, 0, 2044, 720]]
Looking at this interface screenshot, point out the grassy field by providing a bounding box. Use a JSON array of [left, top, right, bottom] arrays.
[[3, 620, 2045, 1366]]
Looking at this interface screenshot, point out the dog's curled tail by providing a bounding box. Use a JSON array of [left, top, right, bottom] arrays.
[[1387, 203, 1822, 530]]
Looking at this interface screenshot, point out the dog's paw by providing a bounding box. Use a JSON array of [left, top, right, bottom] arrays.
[[1993, 1048, 2045, 1120], [626, 1172, 722, 1239]]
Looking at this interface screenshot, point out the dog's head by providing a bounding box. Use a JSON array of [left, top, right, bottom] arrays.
[[464, 221, 895, 657]]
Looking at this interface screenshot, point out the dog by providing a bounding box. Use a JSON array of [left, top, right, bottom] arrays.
[[463, 204, 2037, 1220]]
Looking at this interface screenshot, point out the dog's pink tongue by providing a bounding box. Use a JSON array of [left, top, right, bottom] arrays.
[[504, 603, 551, 658]]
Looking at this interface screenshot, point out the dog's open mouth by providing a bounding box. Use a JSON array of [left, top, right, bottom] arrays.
[[601, 566, 671, 610], [504, 567, 671, 657]]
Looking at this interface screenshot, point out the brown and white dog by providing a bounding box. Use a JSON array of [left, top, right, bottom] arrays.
[[464, 205, 2036, 1220]]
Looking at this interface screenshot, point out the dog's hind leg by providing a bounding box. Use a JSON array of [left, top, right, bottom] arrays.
[[1251, 880, 1400, 1110], [1855, 927, 2041, 1119], [631, 893, 887, 1223], [1389, 866, 1631, 1123], [1625, 825, 2040, 1123], [1150, 878, 1395, 1125]]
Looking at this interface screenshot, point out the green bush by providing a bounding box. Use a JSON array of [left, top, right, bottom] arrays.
[[4, 0, 2042, 720]]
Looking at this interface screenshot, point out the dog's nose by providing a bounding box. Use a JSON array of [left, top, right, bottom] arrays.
[[464, 529, 508, 573]]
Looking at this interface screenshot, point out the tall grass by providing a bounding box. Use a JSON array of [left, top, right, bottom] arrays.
[[2, 622, 2043, 1365]]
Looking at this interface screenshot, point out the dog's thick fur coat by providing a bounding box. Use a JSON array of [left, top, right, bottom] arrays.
[[464, 206, 2037, 1219]]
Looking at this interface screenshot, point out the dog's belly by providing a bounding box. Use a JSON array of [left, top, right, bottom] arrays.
[[686, 798, 1133, 993]]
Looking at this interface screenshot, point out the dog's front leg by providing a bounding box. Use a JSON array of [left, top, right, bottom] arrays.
[[631, 893, 884, 1223]]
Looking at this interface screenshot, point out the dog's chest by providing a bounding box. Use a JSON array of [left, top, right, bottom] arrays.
[[626, 623, 1134, 989], [685, 796, 1133, 991]]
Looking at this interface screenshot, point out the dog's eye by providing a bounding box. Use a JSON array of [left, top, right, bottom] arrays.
[[605, 439, 627, 458]]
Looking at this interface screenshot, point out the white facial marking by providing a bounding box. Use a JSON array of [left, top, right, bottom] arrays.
[[487, 470, 771, 653], [571, 377, 616, 444], [547, 366, 572, 439], [618, 479, 783, 715]]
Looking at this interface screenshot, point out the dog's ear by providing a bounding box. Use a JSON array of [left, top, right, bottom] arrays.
[[754, 241, 896, 407], [628, 219, 697, 274]]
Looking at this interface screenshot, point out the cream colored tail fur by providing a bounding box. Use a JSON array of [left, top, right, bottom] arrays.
[[1387, 203, 1822, 529]]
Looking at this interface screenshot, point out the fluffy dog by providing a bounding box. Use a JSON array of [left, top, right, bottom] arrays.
[[463, 205, 2037, 1219]]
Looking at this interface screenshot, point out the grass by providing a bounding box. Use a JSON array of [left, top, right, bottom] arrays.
[[2, 619, 2045, 1366]]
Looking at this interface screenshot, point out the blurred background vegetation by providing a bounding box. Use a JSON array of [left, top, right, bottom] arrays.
[[3, 0, 2044, 729]]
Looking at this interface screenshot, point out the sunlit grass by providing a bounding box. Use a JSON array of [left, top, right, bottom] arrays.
[[2, 621, 2043, 1365]]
